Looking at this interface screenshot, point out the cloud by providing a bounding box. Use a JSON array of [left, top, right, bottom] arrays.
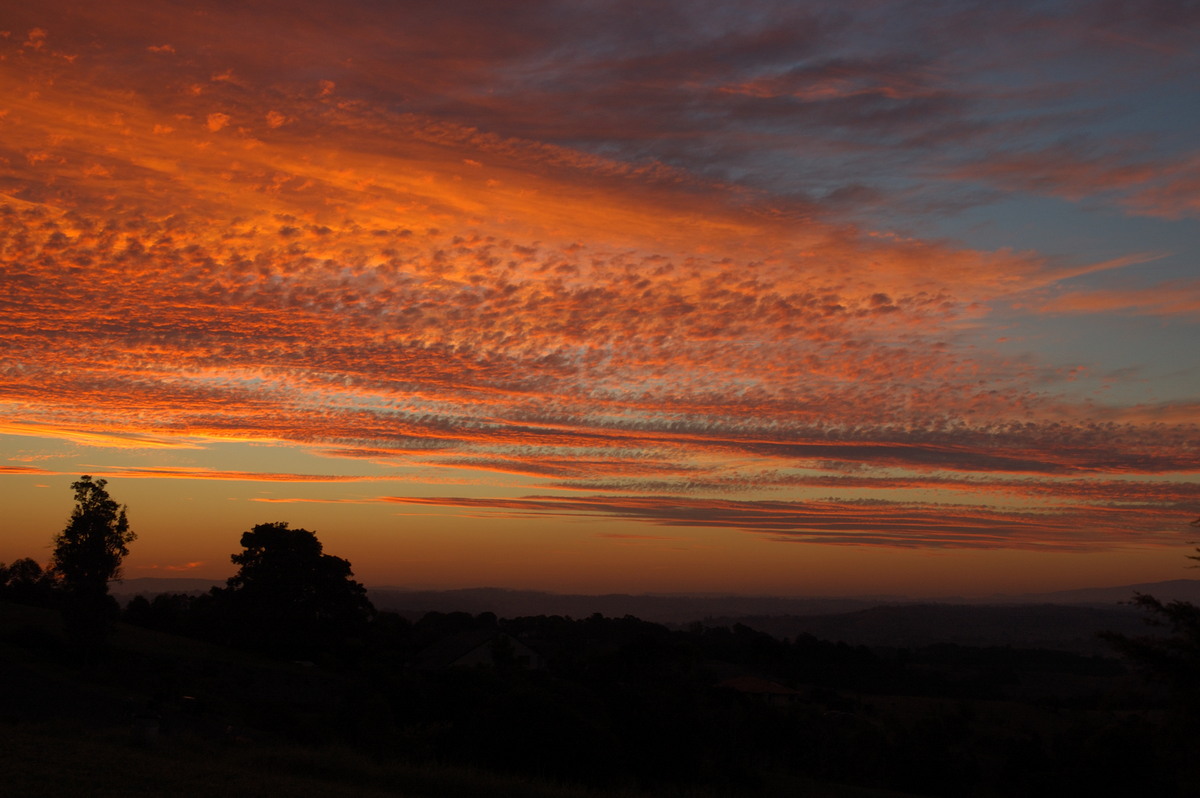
[[249, 497, 374, 504], [0, 465, 58, 476], [553, 472, 1200, 507], [947, 145, 1200, 220], [0, 422, 204, 450], [136, 561, 206, 572], [96, 467, 387, 482], [1035, 279, 1200, 316], [383, 494, 1191, 551], [0, 0, 1195, 556]]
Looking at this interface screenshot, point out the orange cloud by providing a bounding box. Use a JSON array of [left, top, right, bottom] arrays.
[[383, 494, 1190, 551], [0, 465, 58, 475], [249, 497, 374, 504], [96, 467, 387, 482], [0, 422, 203, 450], [1, 0, 1195, 562], [137, 561, 206, 572], [1033, 279, 1200, 317], [949, 146, 1200, 221]]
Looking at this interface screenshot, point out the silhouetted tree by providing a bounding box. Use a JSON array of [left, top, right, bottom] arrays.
[[123, 591, 195, 634], [51, 476, 135, 654], [213, 521, 374, 658], [1102, 593, 1200, 690], [0, 557, 59, 607], [1102, 520, 1200, 716]]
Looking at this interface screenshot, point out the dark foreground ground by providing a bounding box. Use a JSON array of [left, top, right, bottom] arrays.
[[3, 599, 1198, 797]]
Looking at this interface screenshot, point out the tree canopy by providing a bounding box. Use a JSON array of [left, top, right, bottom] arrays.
[[50, 476, 134, 655], [215, 521, 374, 657], [0, 557, 58, 607], [51, 476, 134, 592], [1101, 519, 1200, 718], [1102, 592, 1200, 693]]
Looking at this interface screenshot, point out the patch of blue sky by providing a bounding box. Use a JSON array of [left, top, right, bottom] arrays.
[[930, 192, 1196, 280], [989, 313, 1199, 405]]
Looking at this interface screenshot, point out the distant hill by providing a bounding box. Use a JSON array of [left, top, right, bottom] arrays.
[[110, 577, 223, 598], [364, 580, 1200, 623], [709, 603, 1156, 655], [366, 587, 879, 623], [977, 579, 1200, 606], [109, 577, 1200, 651]]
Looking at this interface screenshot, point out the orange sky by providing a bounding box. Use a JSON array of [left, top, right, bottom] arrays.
[[2, 1, 1198, 596]]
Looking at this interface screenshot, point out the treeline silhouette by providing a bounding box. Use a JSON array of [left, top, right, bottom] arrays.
[[108, 598, 1200, 796], [4, 481, 1200, 796]]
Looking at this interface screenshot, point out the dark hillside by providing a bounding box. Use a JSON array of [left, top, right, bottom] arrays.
[[712, 603, 1156, 654], [0, 601, 918, 797], [5, 594, 1199, 796]]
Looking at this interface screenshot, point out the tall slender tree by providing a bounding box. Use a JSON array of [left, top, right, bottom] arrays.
[[52, 476, 135, 654]]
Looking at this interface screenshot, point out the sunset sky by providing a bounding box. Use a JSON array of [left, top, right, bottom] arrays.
[[2, 0, 1198, 597]]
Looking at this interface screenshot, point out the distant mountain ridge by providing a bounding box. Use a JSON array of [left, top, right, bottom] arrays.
[[980, 578, 1200, 606], [704, 603, 1155, 655], [108, 577, 1198, 652], [110, 577, 1200, 621], [112, 577, 224, 595]]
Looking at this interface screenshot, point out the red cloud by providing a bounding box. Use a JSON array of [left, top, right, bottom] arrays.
[[383, 494, 1191, 551], [1, 0, 1195, 561]]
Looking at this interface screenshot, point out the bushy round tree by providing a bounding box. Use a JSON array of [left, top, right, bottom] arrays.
[[0, 557, 59, 607], [215, 521, 374, 658]]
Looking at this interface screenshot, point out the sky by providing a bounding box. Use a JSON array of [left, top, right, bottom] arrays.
[[1, 0, 1198, 597]]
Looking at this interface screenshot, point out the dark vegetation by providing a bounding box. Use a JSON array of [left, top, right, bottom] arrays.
[[51, 476, 136, 658], [3, 481, 1199, 796]]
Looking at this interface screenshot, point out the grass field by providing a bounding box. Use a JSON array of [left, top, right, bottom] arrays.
[[1, 601, 915, 798]]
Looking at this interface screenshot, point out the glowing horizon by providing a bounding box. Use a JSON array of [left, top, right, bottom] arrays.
[[2, 1, 1198, 597]]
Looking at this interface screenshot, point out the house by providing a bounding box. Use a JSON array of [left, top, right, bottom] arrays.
[[414, 629, 545, 671], [716, 675, 803, 706]]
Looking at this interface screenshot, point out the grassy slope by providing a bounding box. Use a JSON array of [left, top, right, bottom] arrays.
[[0, 602, 913, 798]]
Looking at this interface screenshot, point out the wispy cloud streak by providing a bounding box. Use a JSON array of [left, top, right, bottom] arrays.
[[383, 494, 1188, 551]]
